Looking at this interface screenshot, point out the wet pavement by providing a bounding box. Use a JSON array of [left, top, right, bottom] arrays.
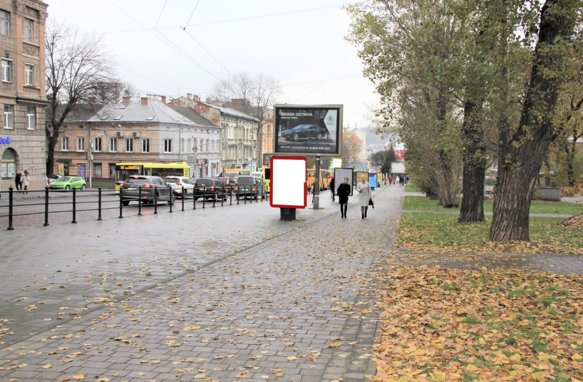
[[0, 186, 581, 381]]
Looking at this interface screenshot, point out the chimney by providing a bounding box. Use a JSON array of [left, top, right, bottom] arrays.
[[122, 96, 130, 105], [193, 94, 200, 102], [161, 95, 166, 104], [187, 93, 193, 101], [141, 97, 148, 105]]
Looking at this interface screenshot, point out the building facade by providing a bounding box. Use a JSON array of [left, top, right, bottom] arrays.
[[0, 0, 48, 191], [189, 98, 258, 171], [54, 96, 222, 183]]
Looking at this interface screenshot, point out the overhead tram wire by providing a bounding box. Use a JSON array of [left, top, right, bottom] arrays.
[[107, 0, 222, 82], [179, 0, 231, 77], [182, 0, 202, 30], [154, 0, 168, 29], [90, 5, 340, 34]]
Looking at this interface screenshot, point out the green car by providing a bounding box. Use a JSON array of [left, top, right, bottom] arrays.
[[48, 176, 87, 191]]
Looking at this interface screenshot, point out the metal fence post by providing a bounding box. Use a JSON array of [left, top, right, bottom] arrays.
[[97, 188, 102, 221], [7, 187, 14, 230], [181, 186, 185, 211], [119, 188, 124, 218], [138, 187, 142, 216], [44, 187, 49, 226], [71, 188, 77, 223]]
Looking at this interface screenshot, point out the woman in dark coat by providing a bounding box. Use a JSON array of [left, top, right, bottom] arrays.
[[336, 177, 351, 219]]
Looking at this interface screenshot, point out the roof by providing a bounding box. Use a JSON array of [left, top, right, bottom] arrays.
[[56, 104, 105, 123], [88, 100, 197, 125], [201, 102, 259, 122], [166, 104, 217, 128]]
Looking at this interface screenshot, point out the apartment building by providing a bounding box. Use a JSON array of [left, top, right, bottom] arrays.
[[0, 0, 48, 191], [175, 94, 259, 171], [54, 96, 222, 182]]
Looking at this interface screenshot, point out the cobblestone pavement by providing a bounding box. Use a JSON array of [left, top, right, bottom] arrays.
[[1, 186, 581, 381], [0, 186, 400, 381]]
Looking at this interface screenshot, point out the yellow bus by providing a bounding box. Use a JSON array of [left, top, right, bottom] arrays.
[[115, 162, 190, 181], [222, 168, 251, 177]]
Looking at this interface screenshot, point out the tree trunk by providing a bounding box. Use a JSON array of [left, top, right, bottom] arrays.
[[566, 135, 577, 187], [490, 0, 578, 241], [459, 99, 485, 222], [46, 127, 57, 177]]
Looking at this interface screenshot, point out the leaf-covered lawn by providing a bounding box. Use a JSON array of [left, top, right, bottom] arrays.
[[397, 213, 583, 254], [403, 196, 583, 216], [374, 267, 583, 382]]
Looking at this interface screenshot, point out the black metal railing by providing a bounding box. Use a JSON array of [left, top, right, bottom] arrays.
[[0, 183, 266, 230]]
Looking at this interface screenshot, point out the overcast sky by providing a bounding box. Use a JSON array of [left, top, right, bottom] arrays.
[[44, 0, 379, 128]]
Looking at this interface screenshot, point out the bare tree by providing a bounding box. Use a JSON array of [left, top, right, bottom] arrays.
[[210, 72, 279, 168], [45, 23, 119, 176]]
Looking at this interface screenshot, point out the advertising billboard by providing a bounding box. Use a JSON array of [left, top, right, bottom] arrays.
[[270, 156, 307, 209], [274, 105, 342, 156], [333, 168, 354, 196]]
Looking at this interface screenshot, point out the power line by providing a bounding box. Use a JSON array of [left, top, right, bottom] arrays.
[[182, 0, 201, 30], [107, 0, 222, 82], [154, 0, 168, 29], [88, 5, 341, 34]]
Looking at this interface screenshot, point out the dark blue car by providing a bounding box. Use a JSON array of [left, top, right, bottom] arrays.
[[281, 124, 329, 141]]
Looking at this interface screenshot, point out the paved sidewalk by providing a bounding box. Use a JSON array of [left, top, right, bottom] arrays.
[[0, 186, 401, 381], [1, 186, 581, 381]]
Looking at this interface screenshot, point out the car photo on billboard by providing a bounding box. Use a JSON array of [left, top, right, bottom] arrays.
[[274, 105, 342, 156]]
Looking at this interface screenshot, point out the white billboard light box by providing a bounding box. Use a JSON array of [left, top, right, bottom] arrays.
[[270, 156, 307, 209]]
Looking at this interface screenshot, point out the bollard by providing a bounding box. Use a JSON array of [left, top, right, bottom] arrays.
[[154, 189, 158, 214]]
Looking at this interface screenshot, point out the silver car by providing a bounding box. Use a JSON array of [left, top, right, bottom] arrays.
[[120, 175, 173, 205]]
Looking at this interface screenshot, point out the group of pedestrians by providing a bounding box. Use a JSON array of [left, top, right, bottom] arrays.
[[14, 170, 30, 194], [332, 176, 373, 219]]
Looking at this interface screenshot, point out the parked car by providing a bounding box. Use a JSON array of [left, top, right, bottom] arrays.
[[119, 175, 173, 205], [47, 174, 62, 184], [281, 124, 329, 141], [164, 176, 195, 198], [234, 175, 264, 200], [48, 176, 87, 191], [221, 176, 237, 195], [194, 178, 227, 201]]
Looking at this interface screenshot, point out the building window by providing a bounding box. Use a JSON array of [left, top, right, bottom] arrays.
[[26, 106, 35, 129], [0, 10, 9, 36], [77, 137, 85, 151], [4, 104, 13, 129], [125, 138, 133, 152], [62, 136, 69, 151], [24, 64, 33, 86], [24, 18, 33, 43], [93, 137, 102, 152], [109, 138, 117, 152], [164, 139, 172, 153], [94, 163, 102, 178], [1, 59, 12, 82], [142, 138, 150, 153]]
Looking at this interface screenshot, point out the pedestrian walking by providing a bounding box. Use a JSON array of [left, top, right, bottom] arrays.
[[336, 177, 351, 219], [330, 176, 335, 202], [22, 170, 30, 194], [15, 171, 22, 190], [357, 176, 372, 219]]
